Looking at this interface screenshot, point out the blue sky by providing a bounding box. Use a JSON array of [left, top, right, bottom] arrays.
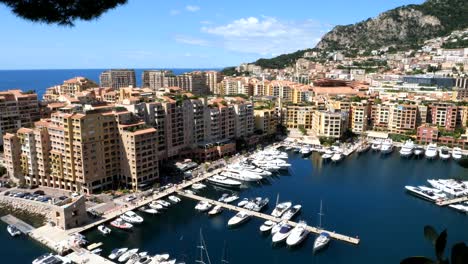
[[0, 0, 424, 69]]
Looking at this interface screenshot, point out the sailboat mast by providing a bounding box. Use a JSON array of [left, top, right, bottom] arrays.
[[221, 240, 229, 264], [318, 200, 324, 229], [197, 229, 204, 264], [276, 193, 279, 206]]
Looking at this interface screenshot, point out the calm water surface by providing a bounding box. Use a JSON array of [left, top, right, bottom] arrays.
[[1, 151, 467, 263]]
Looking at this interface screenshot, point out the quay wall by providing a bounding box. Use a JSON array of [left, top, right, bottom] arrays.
[[0, 196, 53, 222]]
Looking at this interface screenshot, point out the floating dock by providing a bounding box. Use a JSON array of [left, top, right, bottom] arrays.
[[0, 214, 35, 234], [176, 191, 360, 245], [437, 196, 468, 206]]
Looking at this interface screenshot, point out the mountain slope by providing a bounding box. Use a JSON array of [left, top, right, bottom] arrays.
[[316, 0, 468, 51]]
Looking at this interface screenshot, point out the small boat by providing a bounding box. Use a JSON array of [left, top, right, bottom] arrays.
[[168, 195, 181, 203], [109, 248, 128, 260], [208, 205, 223, 216], [281, 204, 301, 220], [97, 225, 111, 235], [253, 197, 269, 212], [321, 149, 333, 160], [192, 183, 206, 190], [223, 195, 239, 203], [135, 256, 151, 264], [414, 146, 424, 156], [271, 220, 287, 234], [357, 143, 370, 154], [155, 200, 171, 207], [449, 202, 468, 214], [227, 211, 251, 227], [331, 152, 343, 162], [149, 201, 164, 210], [237, 198, 249, 207], [218, 193, 229, 202], [286, 221, 309, 247], [259, 220, 276, 233], [110, 218, 133, 230], [439, 147, 451, 160], [380, 140, 394, 154], [184, 189, 196, 195], [32, 253, 72, 264], [118, 248, 139, 262], [425, 143, 438, 159], [120, 211, 144, 224], [272, 223, 293, 243], [399, 140, 415, 158], [452, 147, 463, 160], [371, 142, 381, 151], [313, 232, 331, 252], [91, 248, 102, 255], [7, 225, 21, 237], [271, 201, 292, 217], [300, 147, 313, 157], [138, 206, 158, 215], [206, 175, 242, 188], [195, 201, 212, 212], [153, 254, 170, 262]]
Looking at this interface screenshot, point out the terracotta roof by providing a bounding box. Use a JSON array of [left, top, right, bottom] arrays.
[[312, 87, 358, 95]]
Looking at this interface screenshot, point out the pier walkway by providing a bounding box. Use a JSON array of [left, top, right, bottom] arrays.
[[0, 214, 35, 234], [437, 196, 468, 206], [176, 191, 360, 245]]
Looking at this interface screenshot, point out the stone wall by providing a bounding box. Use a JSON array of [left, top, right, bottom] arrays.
[[0, 195, 54, 220]]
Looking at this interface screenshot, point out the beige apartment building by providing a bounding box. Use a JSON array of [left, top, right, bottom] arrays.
[[284, 105, 315, 129], [430, 102, 458, 131], [254, 108, 278, 136], [371, 104, 391, 131], [142, 70, 176, 91], [312, 110, 346, 138], [100, 69, 136, 89], [43, 77, 97, 101], [0, 89, 40, 146], [388, 104, 418, 134], [350, 102, 370, 134]]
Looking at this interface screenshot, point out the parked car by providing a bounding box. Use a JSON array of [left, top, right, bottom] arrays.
[[125, 195, 136, 202], [33, 190, 45, 195], [71, 192, 79, 197], [3, 191, 10, 196], [58, 196, 68, 201]]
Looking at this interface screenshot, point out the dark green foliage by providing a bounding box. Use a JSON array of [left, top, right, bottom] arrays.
[[401, 225, 468, 264], [253, 49, 317, 69], [221, 67, 237, 76], [0, 0, 128, 26], [413, 0, 468, 35], [0, 165, 6, 176], [442, 38, 468, 49]]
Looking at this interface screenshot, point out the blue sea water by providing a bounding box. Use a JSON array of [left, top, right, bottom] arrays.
[[0, 69, 218, 98], [1, 151, 466, 263]]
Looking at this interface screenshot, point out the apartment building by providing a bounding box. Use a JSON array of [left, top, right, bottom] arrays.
[[268, 81, 293, 102], [0, 90, 40, 146], [284, 105, 315, 129], [176, 72, 210, 95], [254, 108, 278, 136], [142, 70, 176, 92], [3, 105, 159, 193], [350, 102, 370, 134], [429, 102, 458, 131], [371, 104, 391, 131], [43, 77, 97, 101], [388, 104, 418, 134], [99, 69, 136, 89], [230, 98, 254, 138], [219, 77, 251, 96], [205, 71, 223, 94], [312, 110, 347, 138]]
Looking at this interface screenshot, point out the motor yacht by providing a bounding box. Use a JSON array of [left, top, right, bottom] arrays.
[[452, 147, 463, 160], [155, 200, 171, 207], [229, 164, 272, 177], [259, 220, 276, 233], [439, 147, 451, 160], [223, 195, 239, 203], [218, 193, 229, 202], [118, 248, 139, 262], [281, 204, 302, 220], [414, 146, 425, 156], [227, 211, 251, 227], [110, 218, 133, 230], [237, 198, 249, 207], [97, 225, 111, 235], [371, 142, 381, 151], [271, 223, 293, 243], [220, 168, 263, 182], [32, 253, 72, 264], [321, 149, 333, 160], [449, 202, 468, 214], [7, 225, 21, 237], [331, 151, 343, 162], [149, 201, 164, 210], [300, 147, 313, 157], [286, 221, 309, 247], [120, 211, 144, 224], [425, 143, 438, 159], [109, 248, 128, 260], [192, 183, 206, 190], [252, 197, 269, 212], [404, 186, 446, 202], [206, 175, 242, 188], [138, 206, 158, 215], [380, 140, 394, 154], [195, 201, 213, 212], [399, 140, 415, 157], [357, 143, 370, 154], [208, 205, 223, 216], [168, 195, 181, 203], [313, 232, 331, 252], [271, 201, 292, 217]]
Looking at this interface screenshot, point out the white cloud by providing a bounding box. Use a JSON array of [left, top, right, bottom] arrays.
[[174, 35, 211, 46], [201, 16, 329, 55], [170, 9, 180, 16], [200, 20, 212, 25], [186, 5, 200, 12]]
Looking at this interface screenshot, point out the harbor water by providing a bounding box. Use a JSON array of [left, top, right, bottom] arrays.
[[1, 151, 467, 263]]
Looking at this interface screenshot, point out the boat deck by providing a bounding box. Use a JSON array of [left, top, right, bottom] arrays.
[[0, 214, 35, 234], [437, 196, 468, 206], [176, 191, 360, 245]]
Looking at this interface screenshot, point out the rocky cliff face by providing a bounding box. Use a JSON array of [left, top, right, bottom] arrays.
[[316, 0, 467, 51]]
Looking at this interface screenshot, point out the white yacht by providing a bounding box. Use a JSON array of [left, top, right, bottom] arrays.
[[259, 220, 276, 233], [452, 147, 463, 160], [405, 186, 447, 202], [414, 146, 425, 156], [118, 248, 139, 262], [331, 151, 343, 162], [223, 195, 239, 203], [439, 147, 451, 160], [195, 201, 213, 212], [110, 218, 133, 230], [237, 198, 249, 207], [271, 220, 287, 234], [208, 205, 223, 216], [149, 201, 164, 210], [380, 140, 394, 154], [321, 149, 333, 160], [427, 179, 468, 198], [220, 168, 263, 182], [313, 201, 330, 252], [286, 221, 309, 247], [138, 206, 158, 215], [281, 204, 302, 220], [168, 195, 181, 203], [32, 253, 72, 264], [120, 211, 144, 224], [300, 146, 313, 157], [206, 175, 242, 188], [271, 201, 292, 217], [425, 143, 438, 159], [97, 225, 111, 235], [272, 223, 293, 243], [227, 211, 251, 227], [449, 202, 468, 214], [7, 225, 21, 237], [109, 248, 128, 260], [192, 183, 206, 190], [229, 163, 271, 176], [371, 142, 381, 151], [399, 140, 415, 157], [155, 200, 171, 207]]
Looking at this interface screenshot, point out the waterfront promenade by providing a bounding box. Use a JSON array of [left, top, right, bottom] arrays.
[[176, 191, 360, 245]]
